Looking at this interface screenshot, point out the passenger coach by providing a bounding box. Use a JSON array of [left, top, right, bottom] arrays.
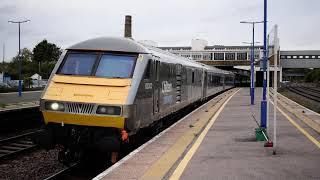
[[39, 37, 234, 163]]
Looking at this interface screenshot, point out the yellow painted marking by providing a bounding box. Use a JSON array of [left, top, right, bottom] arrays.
[[43, 111, 125, 129], [141, 89, 238, 179], [169, 88, 240, 180], [271, 102, 320, 149], [43, 75, 131, 104], [274, 93, 320, 133], [52, 75, 131, 86]]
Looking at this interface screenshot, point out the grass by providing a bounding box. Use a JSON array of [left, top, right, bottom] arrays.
[[279, 88, 320, 113], [0, 104, 7, 108]]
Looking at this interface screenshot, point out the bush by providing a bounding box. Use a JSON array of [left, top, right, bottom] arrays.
[[304, 69, 320, 83], [23, 77, 33, 88]]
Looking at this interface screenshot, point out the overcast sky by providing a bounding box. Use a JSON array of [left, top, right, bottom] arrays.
[[1, 0, 319, 61]]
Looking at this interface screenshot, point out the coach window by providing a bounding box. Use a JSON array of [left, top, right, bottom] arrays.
[[156, 61, 160, 81], [192, 71, 195, 83], [144, 60, 151, 79]]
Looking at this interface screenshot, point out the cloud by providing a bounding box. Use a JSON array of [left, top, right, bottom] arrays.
[[0, 0, 319, 61]]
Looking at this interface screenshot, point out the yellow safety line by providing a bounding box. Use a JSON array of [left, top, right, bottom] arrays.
[[169, 88, 240, 180], [269, 91, 320, 133], [273, 102, 320, 149]]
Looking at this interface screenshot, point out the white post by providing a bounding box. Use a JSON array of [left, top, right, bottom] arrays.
[[273, 25, 279, 154]]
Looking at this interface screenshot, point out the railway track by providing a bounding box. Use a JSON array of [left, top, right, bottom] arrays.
[[287, 86, 320, 103], [44, 163, 79, 180], [0, 129, 43, 161]]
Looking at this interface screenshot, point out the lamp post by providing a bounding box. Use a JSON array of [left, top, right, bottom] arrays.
[[240, 21, 263, 105], [242, 41, 261, 103], [8, 19, 30, 97]]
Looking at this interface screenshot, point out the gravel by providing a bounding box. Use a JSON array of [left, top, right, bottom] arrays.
[[279, 88, 320, 113], [0, 149, 65, 180]]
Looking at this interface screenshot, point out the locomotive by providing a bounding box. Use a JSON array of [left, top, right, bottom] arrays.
[[39, 37, 234, 163]]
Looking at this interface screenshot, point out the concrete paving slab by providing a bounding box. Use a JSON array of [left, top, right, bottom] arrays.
[[180, 88, 320, 180], [0, 91, 41, 113], [0, 91, 42, 104], [94, 89, 237, 180]]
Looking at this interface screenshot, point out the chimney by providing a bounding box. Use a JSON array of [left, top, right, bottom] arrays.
[[124, 15, 132, 38]]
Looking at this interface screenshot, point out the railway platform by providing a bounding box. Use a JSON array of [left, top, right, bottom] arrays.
[[0, 91, 42, 113], [94, 88, 320, 180]]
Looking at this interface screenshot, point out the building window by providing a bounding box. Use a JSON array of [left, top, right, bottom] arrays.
[[293, 56, 297, 59], [280, 55, 286, 59], [318, 56, 320, 58], [312, 56, 316, 59], [237, 52, 247, 60], [305, 56, 310, 59], [299, 56, 303, 59], [287, 56, 291, 59], [225, 53, 235, 60], [214, 53, 224, 60], [203, 53, 212, 60]]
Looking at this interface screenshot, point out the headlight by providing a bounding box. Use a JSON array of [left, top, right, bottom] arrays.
[[96, 106, 121, 115], [45, 101, 65, 111]]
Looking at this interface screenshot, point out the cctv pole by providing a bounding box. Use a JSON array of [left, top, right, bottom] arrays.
[[8, 19, 30, 97]]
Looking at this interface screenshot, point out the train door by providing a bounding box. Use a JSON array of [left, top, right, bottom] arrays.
[[202, 70, 207, 99], [153, 60, 160, 114]]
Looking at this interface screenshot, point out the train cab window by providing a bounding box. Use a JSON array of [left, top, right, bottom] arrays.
[[58, 53, 97, 76], [95, 54, 136, 78], [144, 60, 151, 79]]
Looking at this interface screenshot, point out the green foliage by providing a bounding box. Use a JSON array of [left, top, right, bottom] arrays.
[[40, 61, 56, 79], [3, 39, 62, 80], [6, 48, 37, 79], [33, 39, 62, 79], [23, 77, 33, 88], [305, 69, 320, 83]]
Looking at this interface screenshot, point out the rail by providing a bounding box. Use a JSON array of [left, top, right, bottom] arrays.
[[0, 129, 43, 161], [287, 86, 320, 103]]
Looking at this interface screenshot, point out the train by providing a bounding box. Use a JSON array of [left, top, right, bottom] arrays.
[[38, 37, 235, 163]]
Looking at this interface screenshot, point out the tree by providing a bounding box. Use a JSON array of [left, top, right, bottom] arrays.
[[33, 39, 62, 77], [305, 69, 320, 83], [7, 48, 36, 79], [23, 77, 33, 88]]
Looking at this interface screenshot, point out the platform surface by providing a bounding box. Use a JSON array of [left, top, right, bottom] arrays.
[[0, 91, 41, 112], [95, 88, 320, 180], [0, 91, 42, 104], [179, 88, 320, 180]]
